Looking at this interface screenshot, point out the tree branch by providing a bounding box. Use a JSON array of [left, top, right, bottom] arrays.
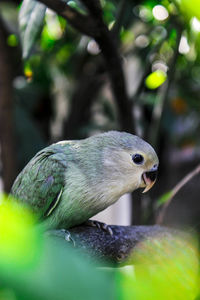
[[37, 0, 99, 37], [37, 0, 135, 133], [63, 72, 104, 139], [94, 27, 134, 132], [51, 225, 183, 265], [156, 163, 200, 225], [81, 0, 135, 133], [0, 15, 17, 192], [80, 0, 102, 19], [112, 0, 128, 39]]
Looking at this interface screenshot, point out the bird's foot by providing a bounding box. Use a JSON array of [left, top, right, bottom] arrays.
[[46, 229, 76, 247], [84, 220, 113, 236]]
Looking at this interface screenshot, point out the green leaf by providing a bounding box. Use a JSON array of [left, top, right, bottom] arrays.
[[0, 195, 114, 300], [7, 34, 18, 47], [19, 0, 46, 59], [157, 190, 173, 207], [145, 70, 167, 89], [0, 194, 42, 270], [117, 235, 199, 300], [179, 0, 200, 21]]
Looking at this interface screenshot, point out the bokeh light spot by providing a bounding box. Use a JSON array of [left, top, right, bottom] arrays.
[[145, 70, 167, 89], [152, 5, 169, 21]]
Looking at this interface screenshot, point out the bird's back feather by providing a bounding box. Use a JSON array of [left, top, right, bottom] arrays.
[[11, 144, 69, 219]]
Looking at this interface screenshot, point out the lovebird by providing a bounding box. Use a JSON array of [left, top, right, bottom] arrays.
[[11, 131, 158, 235]]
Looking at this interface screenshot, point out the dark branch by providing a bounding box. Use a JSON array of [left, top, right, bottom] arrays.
[[37, 0, 99, 37], [80, 0, 134, 132], [112, 0, 127, 38], [94, 27, 134, 132], [81, 0, 102, 19], [37, 0, 135, 133], [63, 72, 104, 139], [0, 15, 17, 192], [50, 225, 184, 265]]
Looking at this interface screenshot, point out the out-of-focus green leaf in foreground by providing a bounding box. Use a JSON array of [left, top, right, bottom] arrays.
[[116, 234, 199, 300], [0, 194, 199, 300], [0, 194, 41, 269], [0, 194, 114, 300]]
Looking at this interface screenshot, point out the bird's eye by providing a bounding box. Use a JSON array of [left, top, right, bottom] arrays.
[[132, 154, 144, 165]]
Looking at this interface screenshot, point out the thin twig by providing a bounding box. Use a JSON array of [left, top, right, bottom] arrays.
[[156, 163, 200, 224]]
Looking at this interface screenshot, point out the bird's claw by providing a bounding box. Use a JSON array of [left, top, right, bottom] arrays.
[[85, 220, 113, 236], [46, 229, 76, 247], [60, 229, 76, 246]]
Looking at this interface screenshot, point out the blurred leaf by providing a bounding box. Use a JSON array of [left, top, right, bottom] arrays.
[[19, 0, 46, 59], [0, 195, 115, 300], [179, 0, 200, 21], [24, 61, 33, 78], [40, 25, 56, 51], [156, 190, 173, 207], [0, 194, 41, 270], [168, 29, 177, 47], [120, 30, 135, 45], [7, 34, 18, 47], [0, 238, 115, 300], [103, 1, 115, 24], [145, 70, 167, 89], [117, 235, 199, 300]]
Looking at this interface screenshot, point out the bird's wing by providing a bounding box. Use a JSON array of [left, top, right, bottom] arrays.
[[11, 146, 68, 219]]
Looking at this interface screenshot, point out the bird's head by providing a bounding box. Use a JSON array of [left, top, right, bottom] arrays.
[[83, 131, 159, 196]]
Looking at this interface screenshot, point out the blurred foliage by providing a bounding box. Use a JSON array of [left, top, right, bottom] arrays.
[[0, 194, 115, 300], [179, 0, 200, 21], [0, 0, 198, 163], [117, 234, 199, 300], [0, 194, 40, 269], [0, 195, 199, 300], [5, 0, 199, 156]]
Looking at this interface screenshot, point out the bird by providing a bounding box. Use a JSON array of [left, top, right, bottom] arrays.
[[11, 131, 158, 237]]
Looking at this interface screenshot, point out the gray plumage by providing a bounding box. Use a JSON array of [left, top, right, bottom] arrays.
[[11, 131, 159, 229]]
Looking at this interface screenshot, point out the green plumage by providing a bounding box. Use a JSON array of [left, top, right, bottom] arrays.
[[11, 131, 159, 230], [11, 144, 69, 219]]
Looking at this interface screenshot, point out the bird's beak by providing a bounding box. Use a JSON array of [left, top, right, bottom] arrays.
[[142, 165, 158, 193]]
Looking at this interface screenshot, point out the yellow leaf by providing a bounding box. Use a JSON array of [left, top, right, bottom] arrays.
[[0, 195, 42, 269], [118, 234, 199, 300], [179, 0, 200, 20]]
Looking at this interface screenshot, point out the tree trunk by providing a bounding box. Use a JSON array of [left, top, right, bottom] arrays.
[[0, 15, 16, 192]]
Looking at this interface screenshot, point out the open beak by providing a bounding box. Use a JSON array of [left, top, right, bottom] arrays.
[[142, 165, 158, 193]]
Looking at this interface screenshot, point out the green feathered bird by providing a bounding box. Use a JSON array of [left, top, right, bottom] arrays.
[[11, 131, 158, 231]]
